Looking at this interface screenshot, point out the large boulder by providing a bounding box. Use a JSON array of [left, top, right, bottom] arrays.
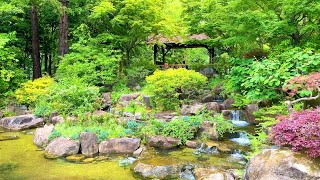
[[33, 124, 55, 148], [102, 92, 112, 109], [45, 137, 80, 157], [199, 121, 218, 140], [223, 98, 235, 110], [79, 132, 99, 157], [194, 168, 235, 180], [244, 149, 320, 180], [201, 94, 214, 103], [119, 94, 140, 106], [180, 104, 204, 116], [133, 163, 180, 179], [221, 110, 233, 120], [244, 104, 259, 124], [99, 138, 140, 155], [0, 114, 44, 131], [147, 136, 180, 149], [205, 102, 221, 113]]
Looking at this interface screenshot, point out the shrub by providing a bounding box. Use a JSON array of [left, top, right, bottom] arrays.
[[145, 68, 207, 110], [48, 113, 127, 142], [55, 42, 120, 86], [162, 118, 200, 144], [34, 79, 101, 116], [15, 76, 54, 107], [270, 108, 320, 158]]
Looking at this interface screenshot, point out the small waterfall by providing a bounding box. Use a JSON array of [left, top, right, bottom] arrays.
[[231, 110, 249, 127], [231, 110, 240, 121], [230, 150, 246, 161], [230, 132, 251, 146]]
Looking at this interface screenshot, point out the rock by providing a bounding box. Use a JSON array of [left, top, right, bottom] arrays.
[[154, 111, 177, 122], [48, 112, 58, 122], [213, 83, 223, 95], [147, 136, 180, 149], [0, 114, 44, 131], [199, 67, 215, 77], [221, 110, 233, 120], [93, 110, 107, 116], [82, 157, 95, 163], [102, 92, 112, 108], [205, 102, 221, 113], [244, 104, 259, 124], [66, 154, 85, 162], [142, 95, 151, 108], [79, 132, 99, 157], [201, 94, 214, 103], [33, 124, 55, 148], [199, 121, 218, 140], [51, 116, 64, 125], [244, 149, 320, 180], [119, 94, 140, 106], [194, 168, 235, 180], [223, 98, 235, 110], [99, 138, 140, 155], [133, 145, 146, 156], [133, 163, 180, 179], [180, 104, 204, 116], [45, 137, 80, 157], [0, 135, 19, 141], [186, 140, 200, 149]]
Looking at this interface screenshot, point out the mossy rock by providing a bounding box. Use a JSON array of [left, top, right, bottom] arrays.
[[66, 154, 85, 162], [0, 135, 19, 141]]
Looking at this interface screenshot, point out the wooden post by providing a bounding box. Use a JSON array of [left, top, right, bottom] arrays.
[[154, 44, 158, 65], [161, 46, 165, 65], [208, 47, 214, 64]]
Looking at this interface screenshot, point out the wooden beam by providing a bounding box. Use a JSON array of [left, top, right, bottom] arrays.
[[153, 44, 158, 65]]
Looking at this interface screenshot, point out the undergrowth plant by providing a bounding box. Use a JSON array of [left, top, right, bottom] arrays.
[[271, 108, 320, 158]]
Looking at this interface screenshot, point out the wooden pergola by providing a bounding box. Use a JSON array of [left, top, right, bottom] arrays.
[[147, 34, 214, 65]]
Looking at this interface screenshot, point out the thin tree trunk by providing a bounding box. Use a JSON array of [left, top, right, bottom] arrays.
[[59, 0, 68, 57], [48, 53, 52, 76], [44, 53, 48, 73], [31, 5, 41, 79]]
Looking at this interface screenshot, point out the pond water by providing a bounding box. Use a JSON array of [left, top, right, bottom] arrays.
[[0, 128, 135, 180], [0, 126, 250, 180]]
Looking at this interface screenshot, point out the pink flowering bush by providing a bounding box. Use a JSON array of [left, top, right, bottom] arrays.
[[270, 108, 320, 157]]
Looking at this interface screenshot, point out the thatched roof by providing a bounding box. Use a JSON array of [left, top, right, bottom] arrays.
[[147, 33, 210, 44]]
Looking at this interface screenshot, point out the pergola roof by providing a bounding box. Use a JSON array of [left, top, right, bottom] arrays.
[[147, 33, 210, 44]]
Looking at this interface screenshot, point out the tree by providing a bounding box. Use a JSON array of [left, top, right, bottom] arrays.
[[284, 72, 320, 113], [90, 0, 186, 68], [31, 3, 42, 79], [58, 0, 68, 57]]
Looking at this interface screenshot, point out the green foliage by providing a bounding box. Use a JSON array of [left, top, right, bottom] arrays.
[[110, 79, 131, 104], [231, 94, 252, 109], [145, 68, 207, 110], [48, 113, 127, 142], [223, 48, 320, 102], [0, 33, 25, 100], [56, 35, 120, 86], [208, 76, 223, 89], [162, 118, 199, 145], [15, 76, 54, 107], [34, 79, 101, 116]]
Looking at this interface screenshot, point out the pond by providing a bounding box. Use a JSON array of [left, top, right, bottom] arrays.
[[0, 125, 250, 179]]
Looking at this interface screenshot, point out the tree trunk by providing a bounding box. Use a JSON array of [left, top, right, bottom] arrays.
[[48, 53, 52, 76], [44, 53, 48, 73], [31, 5, 41, 79], [59, 0, 68, 57]]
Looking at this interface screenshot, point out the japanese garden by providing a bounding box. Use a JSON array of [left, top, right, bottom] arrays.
[[1, 0, 320, 179]]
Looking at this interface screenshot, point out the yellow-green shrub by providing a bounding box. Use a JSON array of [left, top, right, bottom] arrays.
[[15, 76, 54, 107], [145, 68, 207, 110]]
